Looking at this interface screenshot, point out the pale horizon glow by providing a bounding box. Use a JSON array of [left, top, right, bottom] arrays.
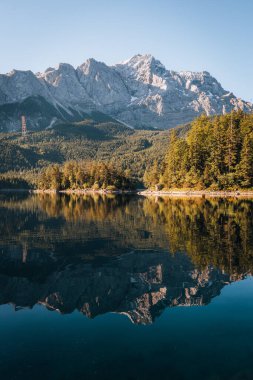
[[0, 0, 252, 101]]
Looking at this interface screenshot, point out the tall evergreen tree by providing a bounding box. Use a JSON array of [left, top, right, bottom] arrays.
[[147, 111, 253, 190], [225, 113, 240, 173], [238, 134, 253, 187]]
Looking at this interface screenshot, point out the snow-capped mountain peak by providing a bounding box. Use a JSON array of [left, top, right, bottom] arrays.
[[0, 54, 252, 131], [115, 54, 167, 89]]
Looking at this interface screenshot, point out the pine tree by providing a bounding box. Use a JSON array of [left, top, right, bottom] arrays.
[[149, 111, 253, 190], [209, 116, 225, 180], [143, 160, 160, 188], [163, 130, 185, 187], [225, 113, 240, 173], [238, 134, 253, 187]]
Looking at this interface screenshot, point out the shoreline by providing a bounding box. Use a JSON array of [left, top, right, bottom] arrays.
[[32, 189, 137, 195], [2, 188, 253, 198], [138, 190, 253, 198]]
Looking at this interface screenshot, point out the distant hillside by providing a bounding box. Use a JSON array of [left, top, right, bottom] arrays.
[[0, 113, 174, 181]]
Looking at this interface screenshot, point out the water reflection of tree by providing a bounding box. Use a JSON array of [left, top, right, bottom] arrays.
[[1, 194, 253, 274], [143, 197, 253, 274], [0, 194, 169, 255]]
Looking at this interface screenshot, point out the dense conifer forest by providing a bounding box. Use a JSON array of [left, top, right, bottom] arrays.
[[0, 118, 170, 190], [1, 111, 253, 191], [38, 161, 135, 191], [145, 111, 253, 190]]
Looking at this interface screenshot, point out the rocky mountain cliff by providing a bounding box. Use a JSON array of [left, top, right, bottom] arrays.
[[0, 54, 252, 132]]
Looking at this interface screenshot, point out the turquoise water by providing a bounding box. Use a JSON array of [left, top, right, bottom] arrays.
[[0, 193, 253, 379]]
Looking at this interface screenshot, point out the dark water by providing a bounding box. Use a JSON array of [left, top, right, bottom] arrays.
[[1, 193, 253, 380]]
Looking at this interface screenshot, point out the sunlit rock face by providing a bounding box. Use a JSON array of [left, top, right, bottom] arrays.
[[0, 249, 245, 325], [0, 54, 252, 131], [76, 58, 130, 113]]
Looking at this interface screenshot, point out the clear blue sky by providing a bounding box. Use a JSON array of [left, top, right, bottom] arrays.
[[0, 0, 252, 101]]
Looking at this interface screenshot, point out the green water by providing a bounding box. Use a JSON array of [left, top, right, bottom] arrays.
[[0, 193, 253, 379]]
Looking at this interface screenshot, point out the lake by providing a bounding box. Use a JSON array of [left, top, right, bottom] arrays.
[[1, 193, 253, 380]]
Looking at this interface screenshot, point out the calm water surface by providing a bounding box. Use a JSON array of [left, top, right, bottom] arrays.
[[1, 193, 253, 380]]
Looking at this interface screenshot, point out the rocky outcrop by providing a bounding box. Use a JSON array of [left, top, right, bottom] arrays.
[[0, 54, 252, 131]]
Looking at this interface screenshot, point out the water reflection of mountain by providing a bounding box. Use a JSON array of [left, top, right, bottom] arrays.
[[0, 193, 253, 324], [0, 248, 247, 324]]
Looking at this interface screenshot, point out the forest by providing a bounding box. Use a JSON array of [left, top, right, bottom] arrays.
[[0, 120, 169, 179], [1, 111, 253, 191], [0, 161, 135, 191], [36, 161, 135, 191], [144, 111, 253, 190]]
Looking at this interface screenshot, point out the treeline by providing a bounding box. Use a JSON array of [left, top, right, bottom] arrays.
[[0, 170, 37, 189], [0, 126, 168, 180], [37, 161, 135, 191], [0, 176, 30, 189], [144, 111, 253, 190], [0, 161, 136, 191]]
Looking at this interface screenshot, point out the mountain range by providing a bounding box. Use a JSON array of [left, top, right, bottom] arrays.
[[0, 54, 252, 132]]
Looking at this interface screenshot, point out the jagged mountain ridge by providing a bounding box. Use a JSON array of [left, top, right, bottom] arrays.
[[0, 53, 252, 131]]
